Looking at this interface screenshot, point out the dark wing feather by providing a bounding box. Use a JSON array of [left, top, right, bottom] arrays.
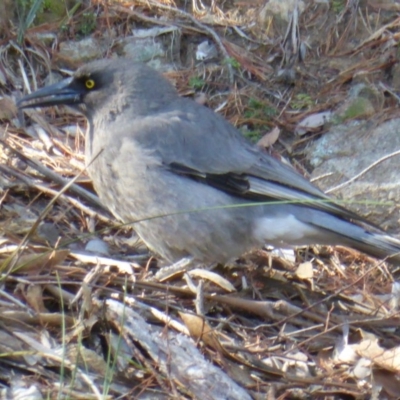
[[166, 161, 371, 225]]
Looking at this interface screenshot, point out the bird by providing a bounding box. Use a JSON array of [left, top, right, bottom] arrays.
[[17, 58, 400, 264]]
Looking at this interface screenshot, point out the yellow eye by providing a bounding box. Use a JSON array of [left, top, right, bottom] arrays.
[[85, 79, 95, 89]]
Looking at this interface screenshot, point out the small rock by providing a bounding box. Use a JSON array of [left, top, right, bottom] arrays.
[[57, 38, 108, 67], [32, 32, 57, 46], [85, 238, 109, 256], [116, 27, 181, 71], [336, 96, 375, 121], [308, 119, 400, 232], [196, 40, 218, 61], [335, 84, 383, 122], [37, 223, 60, 245], [259, 0, 305, 22], [121, 37, 165, 62], [44, 71, 64, 87]]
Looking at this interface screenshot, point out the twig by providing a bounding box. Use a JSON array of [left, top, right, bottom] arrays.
[[0, 164, 113, 224], [0, 139, 107, 211]]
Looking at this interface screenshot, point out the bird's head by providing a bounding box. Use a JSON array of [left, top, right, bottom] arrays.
[[17, 58, 178, 119]]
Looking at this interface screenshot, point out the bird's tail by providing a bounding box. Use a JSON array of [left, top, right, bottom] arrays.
[[295, 207, 400, 263]]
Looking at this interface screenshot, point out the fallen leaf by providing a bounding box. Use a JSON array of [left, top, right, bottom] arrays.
[[11, 249, 70, 274], [24, 284, 47, 313], [356, 338, 400, 372], [188, 269, 236, 292], [179, 312, 223, 352], [257, 126, 280, 148], [295, 261, 314, 280], [295, 111, 332, 136]]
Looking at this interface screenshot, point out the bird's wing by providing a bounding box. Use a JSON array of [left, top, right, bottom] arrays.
[[131, 100, 370, 225], [166, 161, 366, 223]]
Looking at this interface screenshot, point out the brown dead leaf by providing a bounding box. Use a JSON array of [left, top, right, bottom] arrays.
[[295, 261, 314, 286], [188, 269, 236, 292], [24, 284, 47, 313], [356, 338, 400, 372], [295, 261, 313, 279], [0, 330, 25, 357], [212, 295, 276, 319], [179, 312, 223, 352], [11, 249, 70, 274], [257, 126, 280, 148]]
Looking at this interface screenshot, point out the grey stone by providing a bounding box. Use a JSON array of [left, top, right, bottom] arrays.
[[308, 119, 400, 232], [59, 38, 107, 63], [116, 27, 181, 71]]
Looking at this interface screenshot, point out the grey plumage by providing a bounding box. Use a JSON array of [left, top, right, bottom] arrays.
[[18, 58, 400, 263]]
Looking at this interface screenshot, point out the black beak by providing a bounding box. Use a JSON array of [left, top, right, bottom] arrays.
[[17, 77, 84, 109]]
